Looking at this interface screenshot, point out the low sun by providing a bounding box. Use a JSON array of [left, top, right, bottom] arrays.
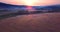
[[22, 0, 37, 6]]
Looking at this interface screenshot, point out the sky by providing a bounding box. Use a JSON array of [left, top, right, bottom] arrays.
[[0, 0, 60, 6]]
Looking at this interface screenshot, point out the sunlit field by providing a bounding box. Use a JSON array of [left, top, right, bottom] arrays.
[[0, 12, 60, 32]]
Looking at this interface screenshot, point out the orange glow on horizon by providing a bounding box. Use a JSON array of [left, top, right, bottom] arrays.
[[27, 6, 32, 10], [0, 0, 60, 6]]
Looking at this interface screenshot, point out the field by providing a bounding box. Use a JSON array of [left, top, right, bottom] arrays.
[[0, 13, 60, 32]]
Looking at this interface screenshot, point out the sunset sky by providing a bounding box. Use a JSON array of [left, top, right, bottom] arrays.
[[0, 0, 60, 6]]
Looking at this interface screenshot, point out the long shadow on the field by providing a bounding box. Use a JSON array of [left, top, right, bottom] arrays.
[[0, 11, 60, 19]]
